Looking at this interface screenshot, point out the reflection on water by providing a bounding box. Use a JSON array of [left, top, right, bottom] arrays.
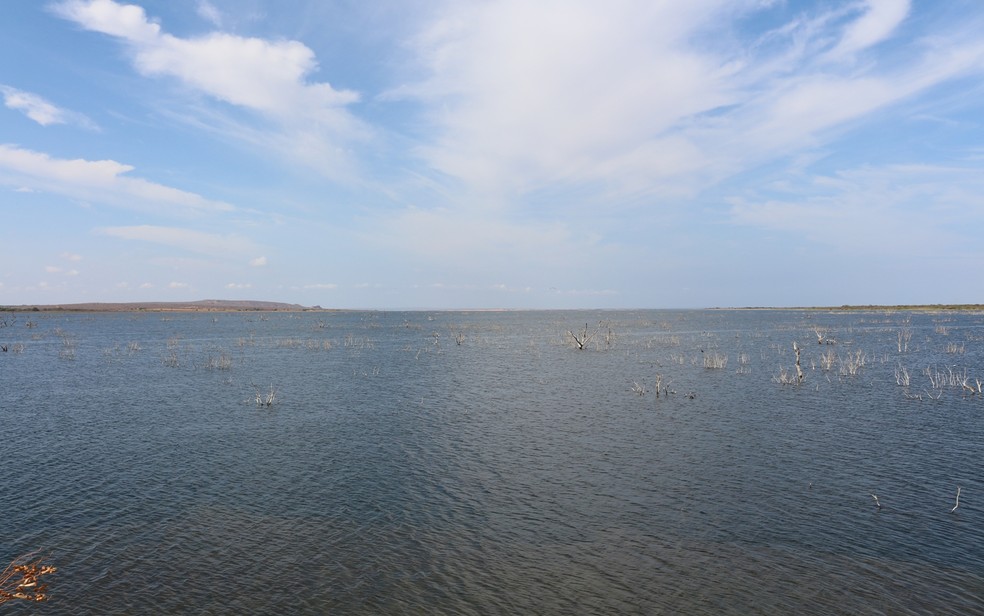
[[2, 309, 984, 613]]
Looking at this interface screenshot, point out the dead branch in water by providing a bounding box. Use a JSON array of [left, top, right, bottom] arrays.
[[567, 323, 593, 350], [793, 342, 805, 384], [566, 321, 615, 350]]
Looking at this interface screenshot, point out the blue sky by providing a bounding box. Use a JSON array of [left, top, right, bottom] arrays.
[[2, 0, 983, 309]]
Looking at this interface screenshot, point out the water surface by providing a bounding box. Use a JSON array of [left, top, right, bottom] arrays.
[[2, 309, 983, 613]]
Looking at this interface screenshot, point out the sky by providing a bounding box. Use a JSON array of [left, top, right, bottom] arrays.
[[1, 0, 983, 309]]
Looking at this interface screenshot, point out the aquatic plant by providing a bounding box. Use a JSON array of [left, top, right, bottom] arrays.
[[653, 373, 674, 398], [252, 383, 278, 407], [449, 325, 465, 346], [202, 352, 233, 370], [894, 364, 911, 388], [161, 351, 180, 368], [305, 339, 333, 351], [945, 342, 965, 354], [58, 337, 76, 360], [0, 553, 56, 605], [772, 366, 799, 385], [813, 327, 835, 344], [897, 326, 913, 352], [839, 350, 867, 376], [702, 352, 728, 369]]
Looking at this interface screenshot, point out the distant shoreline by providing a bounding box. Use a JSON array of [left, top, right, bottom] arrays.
[[723, 304, 984, 312], [2, 301, 982, 313]]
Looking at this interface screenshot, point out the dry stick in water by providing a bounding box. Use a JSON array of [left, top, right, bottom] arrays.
[[567, 323, 593, 350], [793, 342, 804, 384], [951, 487, 961, 513], [871, 493, 882, 510]]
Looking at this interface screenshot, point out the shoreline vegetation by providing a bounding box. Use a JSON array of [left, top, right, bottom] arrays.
[[0, 300, 981, 313], [724, 304, 984, 312]]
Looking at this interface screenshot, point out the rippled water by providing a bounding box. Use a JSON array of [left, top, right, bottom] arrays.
[[2, 309, 983, 614]]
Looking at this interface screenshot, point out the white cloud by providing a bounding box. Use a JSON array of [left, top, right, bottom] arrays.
[[0, 144, 233, 214], [196, 0, 222, 28], [98, 225, 257, 256], [249, 256, 267, 267], [395, 0, 984, 205], [169, 281, 189, 289], [52, 0, 366, 175], [491, 283, 532, 293], [1, 85, 98, 129], [398, 0, 740, 195], [302, 283, 338, 290], [826, 0, 910, 61], [225, 282, 252, 289], [61, 252, 83, 261], [42, 265, 79, 277]]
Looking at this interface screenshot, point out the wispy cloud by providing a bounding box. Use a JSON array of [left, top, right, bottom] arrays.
[[46, 267, 81, 277], [1, 85, 98, 129], [394, 0, 984, 205], [0, 144, 233, 214], [196, 0, 222, 28], [825, 0, 910, 61], [728, 162, 984, 257], [98, 224, 257, 256]]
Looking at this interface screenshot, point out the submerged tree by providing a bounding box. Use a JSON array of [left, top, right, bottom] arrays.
[[567, 321, 614, 350]]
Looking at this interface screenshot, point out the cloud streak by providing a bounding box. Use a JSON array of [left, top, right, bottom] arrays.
[[0, 144, 232, 213], [98, 224, 257, 256], [729, 163, 984, 257], [826, 0, 910, 61], [1, 85, 98, 129]]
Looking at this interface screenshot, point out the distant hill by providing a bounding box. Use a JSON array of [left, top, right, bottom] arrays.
[[0, 300, 322, 312]]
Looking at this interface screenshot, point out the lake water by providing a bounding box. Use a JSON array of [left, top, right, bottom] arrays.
[[2, 309, 983, 614]]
